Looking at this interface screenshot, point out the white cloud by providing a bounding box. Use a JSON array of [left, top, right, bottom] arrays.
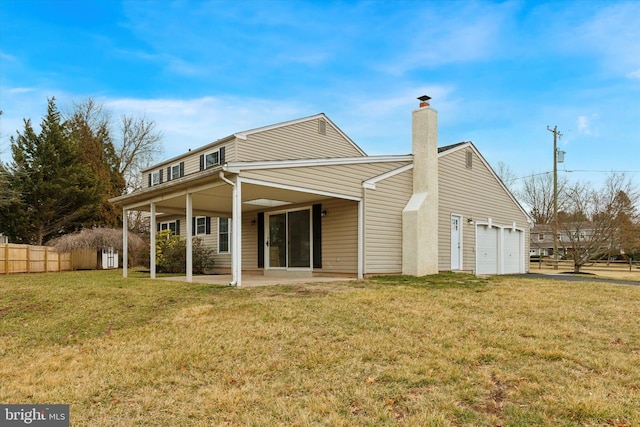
[[627, 69, 640, 80], [577, 114, 599, 137], [8, 87, 36, 94], [577, 116, 590, 135], [104, 96, 310, 159], [577, 2, 640, 77], [377, 2, 517, 75]]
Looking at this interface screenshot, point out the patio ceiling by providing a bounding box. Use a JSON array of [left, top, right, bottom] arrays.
[[124, 177, 334, 217]]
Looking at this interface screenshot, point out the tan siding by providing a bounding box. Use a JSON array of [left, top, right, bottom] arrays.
[[143, 141, 238, 188], [238, 199, 358, 274], [438, 148, 530, 272], [238, 119, 364, 161], [243, 162, 410, 199], [242, 213, 258, 271], [319, 199, 359, 274], [155, 214, 229, 269], [364, 170, 413, 274]]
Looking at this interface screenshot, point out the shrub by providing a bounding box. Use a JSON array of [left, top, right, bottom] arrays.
[[156, 230, 215, 274]]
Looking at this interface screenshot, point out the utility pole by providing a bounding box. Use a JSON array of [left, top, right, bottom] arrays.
[[547, 125, 563, 270]]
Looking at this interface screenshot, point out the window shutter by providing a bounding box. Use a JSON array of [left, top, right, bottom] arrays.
[[175, 220, 180, 236], [205, 216, 211, 234], [199, 154, 204, 171], [192, 217, 196, 236], [219, 147, 226, 164], [166, 166, 171, 181], [257, 212, 264, 268], [156, 222, 160, 232], [148, 174, 152, 187], [159, 169, 163, 183], [179, 162, 184, 177], [313, 204, 322, 269]]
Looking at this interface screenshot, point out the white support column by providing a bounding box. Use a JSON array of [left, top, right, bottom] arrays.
[[150, 202, 156, 279], [358, 199, 364, 279], [122, 208, 129, 278], [186, 193, 193, 283], [230, 184, 237, 285], [235, 178, 243, 287]]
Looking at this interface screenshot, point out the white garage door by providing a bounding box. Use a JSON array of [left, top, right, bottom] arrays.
[[476, 225, 498, 274], [503, 229, 522, 274]]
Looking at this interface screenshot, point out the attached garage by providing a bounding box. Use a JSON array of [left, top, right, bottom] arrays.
[[476, 225, 498, 274], [475, 224, 524, 275], [503, 228, 523, 274]]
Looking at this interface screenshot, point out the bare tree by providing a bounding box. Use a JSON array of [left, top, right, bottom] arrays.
[[49, 227, 144, 252], [116, 115, 163, 193], [69, 100, 163, 193], [495, 161, 518, 193], [0, 110, 14, 208], [70, 98, 112, 132], [559, 174, 639, 273], [518, 172, 569, 224]]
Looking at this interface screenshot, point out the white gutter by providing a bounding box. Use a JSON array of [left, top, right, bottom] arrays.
[[219, 171, 238, 287]]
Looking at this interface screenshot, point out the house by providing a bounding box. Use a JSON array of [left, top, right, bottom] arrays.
[[110, 97, 531, 285], [530, 224, 565, 257], [531, 222, 614, 259]]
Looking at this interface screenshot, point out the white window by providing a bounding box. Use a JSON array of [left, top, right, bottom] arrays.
[[151, 171, 161, 186], [170, 164, 181, 180], [205, 152, 219, 168], [195, 216, 207, 235], [218, 217, 232, 253], [200, 147, 225, 171], [538, 233, 544, 240], [159, 221, 178, 235]]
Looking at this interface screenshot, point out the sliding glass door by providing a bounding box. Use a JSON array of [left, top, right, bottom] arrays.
[[268, 209, 310, 269]]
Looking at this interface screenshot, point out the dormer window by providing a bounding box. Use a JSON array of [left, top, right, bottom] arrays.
[[206, 152, 219, 168], [167, 162, 184, 181], [149, 170, 163, 187], [200, 147, 226, 171]]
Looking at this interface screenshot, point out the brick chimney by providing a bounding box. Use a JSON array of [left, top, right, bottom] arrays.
[[402, 96, 439, 276]]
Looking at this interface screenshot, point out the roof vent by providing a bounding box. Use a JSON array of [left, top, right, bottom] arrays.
[[417, 95, 431, 108]]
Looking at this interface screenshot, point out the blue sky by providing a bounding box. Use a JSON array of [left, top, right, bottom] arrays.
[[1, 0, 639, 191]]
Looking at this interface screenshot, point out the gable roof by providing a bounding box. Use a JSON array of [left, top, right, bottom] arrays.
[[438, 141, 469, 153], [438, 141, 533, 224], [143, 113, 366, 172], [235, 113, 367, 156]]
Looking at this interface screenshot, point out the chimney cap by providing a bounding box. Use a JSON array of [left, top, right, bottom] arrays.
[[417, 95, 431, 102]]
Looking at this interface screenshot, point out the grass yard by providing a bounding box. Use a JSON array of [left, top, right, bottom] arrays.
[[1, 270, 639, 426]]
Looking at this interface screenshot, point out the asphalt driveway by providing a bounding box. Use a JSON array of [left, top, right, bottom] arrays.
[[514, 273, 640, 287]]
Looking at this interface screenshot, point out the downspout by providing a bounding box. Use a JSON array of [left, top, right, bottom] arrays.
[[219, 171, 238, 287]]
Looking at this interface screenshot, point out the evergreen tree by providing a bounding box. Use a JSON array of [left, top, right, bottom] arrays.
[[3, 98, 102, 244], [69, 100, 126, 228]]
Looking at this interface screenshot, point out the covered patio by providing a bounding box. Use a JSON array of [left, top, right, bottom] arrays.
[[158, 274, 358, 288], [114, 163, 364, 287]]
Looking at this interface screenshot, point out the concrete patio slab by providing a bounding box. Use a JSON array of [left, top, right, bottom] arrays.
[[158, 274, 358, 288]]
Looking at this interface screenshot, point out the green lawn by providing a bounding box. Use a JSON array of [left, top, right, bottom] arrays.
[[1, 270, 638, 426]]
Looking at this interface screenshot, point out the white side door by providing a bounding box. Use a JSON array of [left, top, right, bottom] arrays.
[[451, 215, 462, 270]]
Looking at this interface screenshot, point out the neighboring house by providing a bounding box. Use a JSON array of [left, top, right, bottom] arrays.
[[110, 97, 531, 285], [530, 223, 611, 258], [530, 224, 564, 257]]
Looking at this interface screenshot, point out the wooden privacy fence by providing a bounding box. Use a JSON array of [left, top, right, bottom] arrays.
[[0, 244, 73, 274]]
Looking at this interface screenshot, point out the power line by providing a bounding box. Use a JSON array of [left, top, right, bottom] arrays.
[[506, 169, 640, 183]]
